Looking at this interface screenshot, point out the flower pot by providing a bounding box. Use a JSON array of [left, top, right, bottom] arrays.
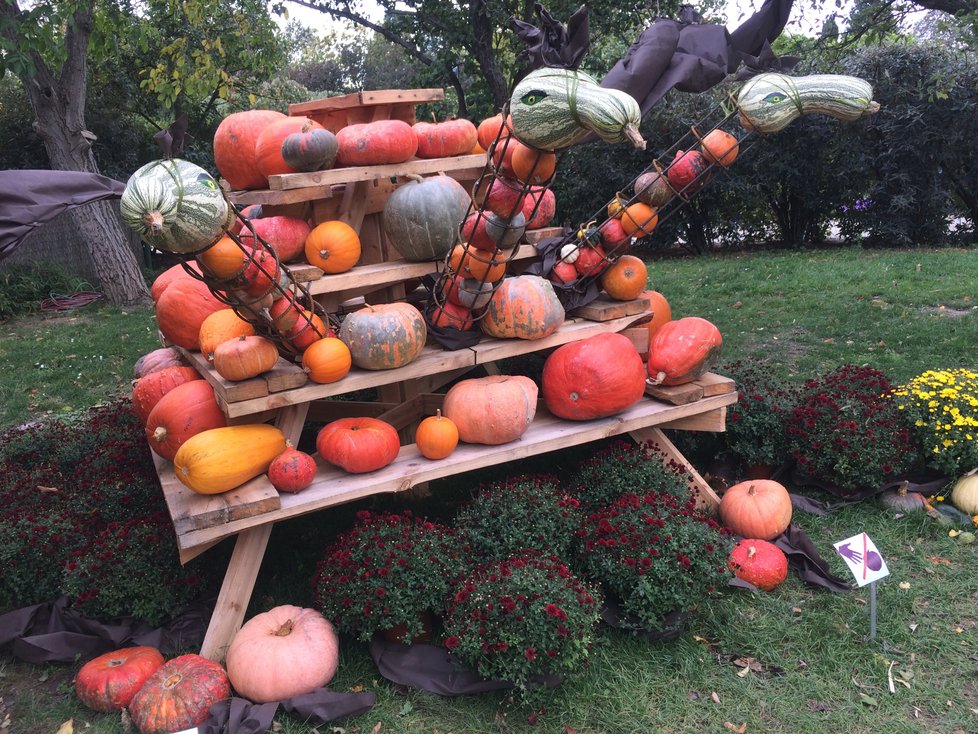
[[380, 610, 435, 645]]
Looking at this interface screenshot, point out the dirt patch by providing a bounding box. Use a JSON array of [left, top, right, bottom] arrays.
[[919, 305, 975, 317]]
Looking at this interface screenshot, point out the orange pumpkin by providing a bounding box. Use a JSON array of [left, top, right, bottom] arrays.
[[255, 116, 329, 178], [479, 275, 564, 340], [155, 277, 226, 351], [305, 220, 361, 274], [600, 255, 648, 301], [131, 366, 202, 426], [213, 109, 287, 190], [641, 289, 672, 346], [620, 202, 658, 238], [428, 299, 476, 331], [335, 120, 418, 166], [285, 309, 332, 353], [213, 335, 280, 381], [541, 332, 647, 420], [196, 235, 246, 281], [700, 128, 739, 167], [441, 375, 538, 445], [198, 308, 256, 361], [316, 417, 401, 473], [728, 538, 788, 591], [150, 261, 202, 303], [145, 380, 227, 461], [510, 140, 557, 185], [301, 337, 352, 383], [173, 424, 287, 494], [75, 646, 165, 713], [719, 479, 793, 540], [127, 654, 230, 734], [338, 302, 427, 370], [476, 113, 511, 151], [647, 316, 722, 386], [412, 118, 479, 159], [448, 244, 507, 284], [267, 444, 318, 493], [415, 409, 459, 460]]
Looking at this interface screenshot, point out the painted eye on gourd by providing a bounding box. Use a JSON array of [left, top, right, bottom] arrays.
[[520, 90, 548, 106], [196, 173, 218, 189], [763, 92, 787, 103]]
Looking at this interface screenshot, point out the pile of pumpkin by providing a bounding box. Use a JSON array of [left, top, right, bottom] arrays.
[[73, 605, 342, 734]]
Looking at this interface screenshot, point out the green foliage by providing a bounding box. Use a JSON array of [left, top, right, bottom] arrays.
[[0, 264, 95, 322], [453, 475, 583, 562], [722, 359, 799, 467]]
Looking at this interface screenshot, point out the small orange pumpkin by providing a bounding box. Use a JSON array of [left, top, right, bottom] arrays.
[[600, 255, 648, 301], [448, 244, 507, 284], [301, 337, 352, 383], [75, 646, 165, 713], [316, 417, 401, 473], [196, 235, 246, 281], [305, 220, 361, 274], [198, 308, 256, 361], [619, 202, 658, 238], [700, 128, 739, 167], [476, 113, 511, 151], [127, 654, 230, 734], [728, 538, 788, 591], [338, 302, 427, 370], [267, 443, 318, 493], [719, 479, 793, 541], [213, 335, 280, 381], [285, 309, 332, 353], [415, 409, 459, 460], [511, 140, 557, 185]]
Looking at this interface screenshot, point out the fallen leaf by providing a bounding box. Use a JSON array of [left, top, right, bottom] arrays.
[[737, 666, 750, 678], [349, 684, 364, 693], [791, 607, 803, 615], [711, 691, 721, 704], [732, 301, 742, 309], [565, 727, 578, 734], [371, 722, 383, 734], [953, 626, 965, 633], [398, 701, 413, 716], [928, 555, 951, 565], [54, 722, 73, 734], [722, 723, 747, 733], [859, 692, 879, 708], [949, 529, 960, 537], [899, 582, 911, 589], [909, 622, 918, 633]]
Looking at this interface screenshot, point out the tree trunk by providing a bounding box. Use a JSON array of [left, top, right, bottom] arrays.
[[5, 1, 151, 307], [470, 0, 511, 111]]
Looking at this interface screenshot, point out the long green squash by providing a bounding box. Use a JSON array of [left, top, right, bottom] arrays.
[[736, 73, 880, 134], [509, 68, 646, 150]]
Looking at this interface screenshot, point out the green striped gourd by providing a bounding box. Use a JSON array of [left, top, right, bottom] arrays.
[[121, 158, 231, 254], [736, 73, 880, 134], [509, 68, 646, 150]]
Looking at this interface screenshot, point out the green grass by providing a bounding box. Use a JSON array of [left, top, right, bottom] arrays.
[[2, 246, 978, 733]]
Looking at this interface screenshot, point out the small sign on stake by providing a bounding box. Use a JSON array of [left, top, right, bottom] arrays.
[[834, 532, 889, 641]]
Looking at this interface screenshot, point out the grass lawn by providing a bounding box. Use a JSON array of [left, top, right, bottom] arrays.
[[1, 246, 977, 733]]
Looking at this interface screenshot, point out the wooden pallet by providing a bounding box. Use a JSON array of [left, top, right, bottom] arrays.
[[645, 372, 736, 405], [289, 88, 445, 132]]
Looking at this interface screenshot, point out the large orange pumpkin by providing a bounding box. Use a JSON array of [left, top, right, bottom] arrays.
[[413, 118, 479, 159], [225, 605, 339, 703], [255, 116, 329, 178], [480, 275, 564, 340], [441, 375, 538, 445], [541, 332, 647, 420], [198, 308, 256, 361], [305, 220, 361, 274], [213, 109, 287, 190], [335, 120, 418, 166], [128, 654, 230, 734], [646, 316, 722, 386], [74, 646, 164, 713], [131, 365, 202, 426], [338, 302, 427, 370], [316, 417, 401, 473], [600, 255, 648, 301], [150, 261, 202, 303], [155, 277, 226, 351], [145, 379, 227, 461], [719, 479, 793, 541]]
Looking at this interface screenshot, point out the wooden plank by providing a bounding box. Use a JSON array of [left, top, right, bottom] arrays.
[[698, 372, 736, 397], [267, 155, 486, 191], [620, 326, 650, 354], [264, 360, 308, 393], [199, 524, 273, 662], [170, 390, 735, 550], [154, 454, 281, 537], [289, 88, 444, 115], [658, 407, 727, 432], [523, 226, 565, 244], [227, 186, 335, 207], [645, 381, 704, 405], [570, 295, 650, 322], [307, 400, 397, 422], [630, 426, 721, 510], [179, 349, 271, 403]]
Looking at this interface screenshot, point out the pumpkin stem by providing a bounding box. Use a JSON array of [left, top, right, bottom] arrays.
[[624, 124, 647, 150], [747, 545, 757, 558], [152, 426, 168, 443], [274, 618, 295, 636], [648, 371, 667, 386], [143, 210, 165, 233], [435, 409, 443, 420], [747, 483, 757, 497]]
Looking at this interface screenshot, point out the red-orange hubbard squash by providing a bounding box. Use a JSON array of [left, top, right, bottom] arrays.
[[127, 653, 230, 734]]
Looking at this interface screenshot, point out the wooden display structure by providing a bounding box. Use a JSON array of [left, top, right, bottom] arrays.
[[157, 89, 738, 662]]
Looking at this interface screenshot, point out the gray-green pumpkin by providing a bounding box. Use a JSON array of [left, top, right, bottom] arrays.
[[509, 68, 645, 150], [121, 158, 231, 254], [736, 73, 880, 134], [382, 174, 471, 262]]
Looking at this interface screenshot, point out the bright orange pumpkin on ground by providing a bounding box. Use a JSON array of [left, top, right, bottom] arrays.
[[647, 315, 722, 386], [728, 538, 788, 590], [145, 379, 227, 461], [719, 479, 793, 540], [301, 337, 352, 383], [415, 409, 459, 460], [127, 654, 230, 734], [316, 417, 401, 473], [75, 646, 164, 713], [305, 220, 361, 274], [600, 255, 648, 301]]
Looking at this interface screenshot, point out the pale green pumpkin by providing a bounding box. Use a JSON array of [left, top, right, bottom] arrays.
[[736, 73, 880, 134], [121, 158, 232, 254], [509, 68, 646, 150]]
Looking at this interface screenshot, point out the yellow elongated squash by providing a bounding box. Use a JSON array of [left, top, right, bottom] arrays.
[[173, 424, 287, 494]]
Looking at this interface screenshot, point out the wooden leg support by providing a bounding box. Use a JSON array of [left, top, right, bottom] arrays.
[[200, 524, 273, 662], [629, 426, 722, 511]]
